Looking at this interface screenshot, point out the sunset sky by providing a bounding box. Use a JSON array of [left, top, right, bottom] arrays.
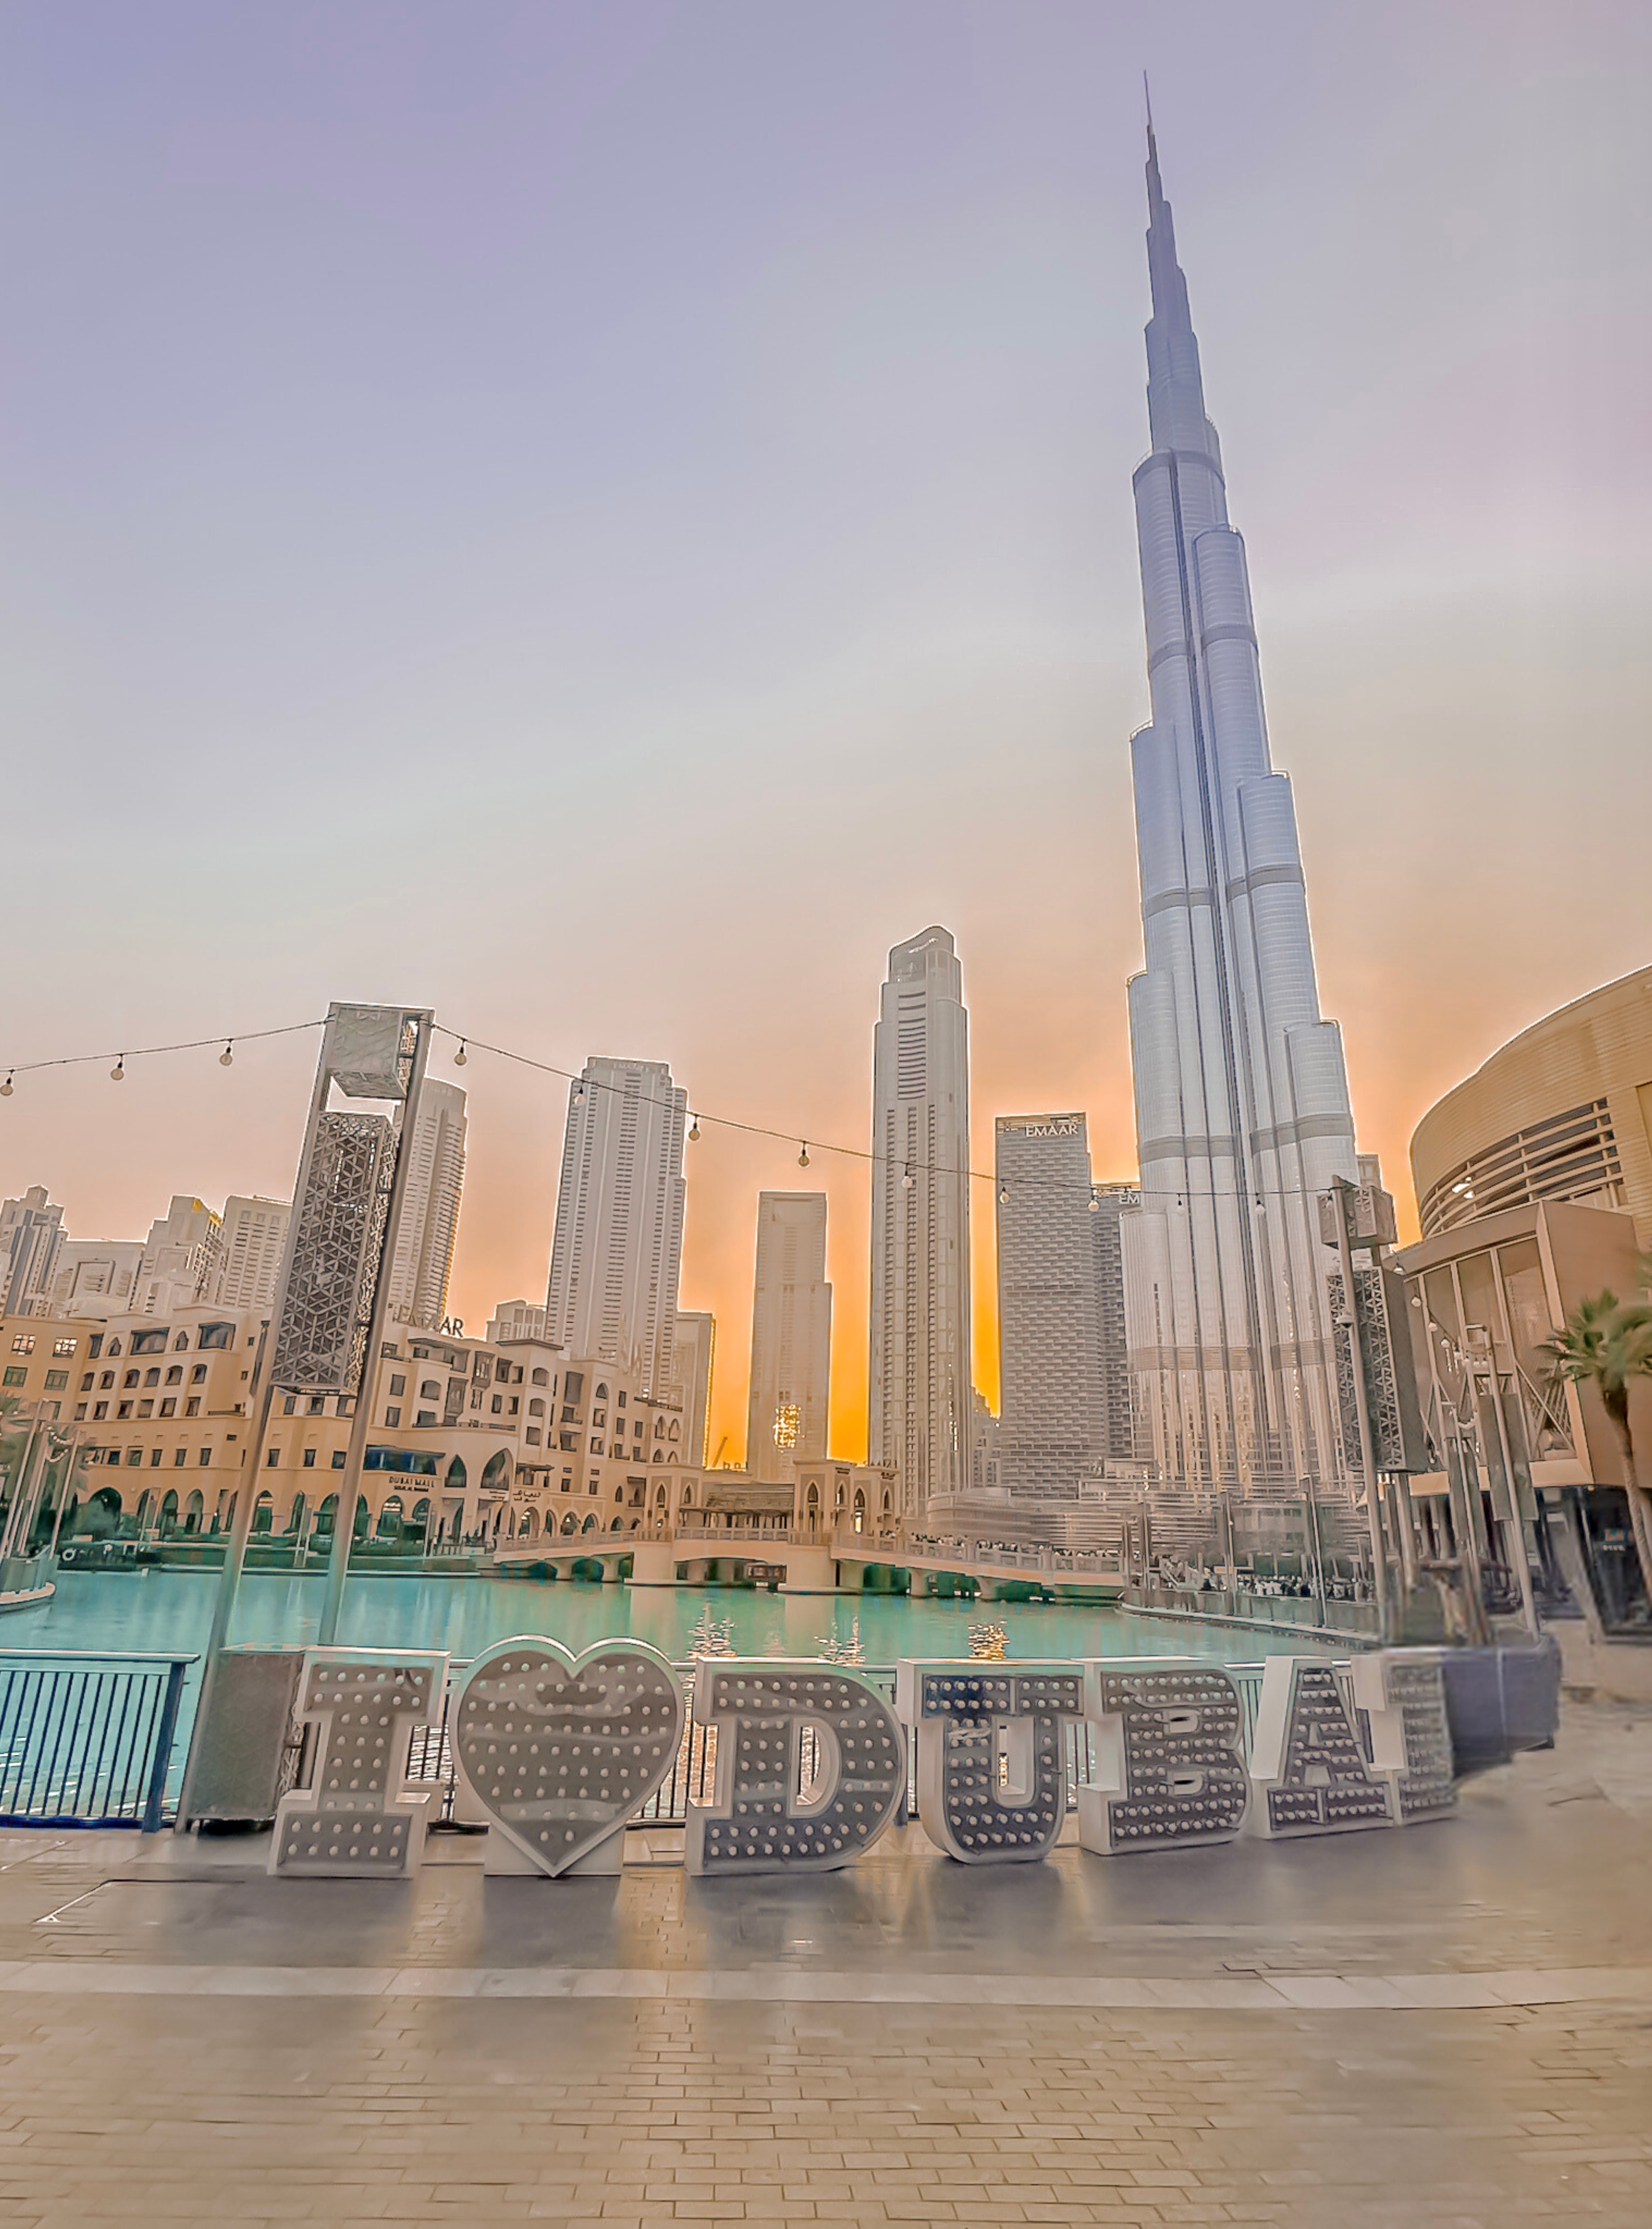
[[3, 2, 1648, 1462]]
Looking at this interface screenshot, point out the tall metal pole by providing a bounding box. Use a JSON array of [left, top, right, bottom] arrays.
[[1304, 1477, 1326, 1620], [174, 1033, 329, 1833], [1331, 1178, 1392, 1639], [2, 1409, 44, 1564], [318, 1014, 433, 1645], [1481, 1356, 1540, 1641]]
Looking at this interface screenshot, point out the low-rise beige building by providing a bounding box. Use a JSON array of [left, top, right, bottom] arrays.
[[1411, 965, 1652, 1245]]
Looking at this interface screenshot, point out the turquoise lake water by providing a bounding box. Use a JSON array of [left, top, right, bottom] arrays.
[[4, 1569, 1324, 1669]]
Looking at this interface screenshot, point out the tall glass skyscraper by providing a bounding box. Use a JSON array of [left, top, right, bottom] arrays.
[[869, 927, 972, 1517], [1121, 123, 1359, 1498], [545, 1057, 687, 1399]]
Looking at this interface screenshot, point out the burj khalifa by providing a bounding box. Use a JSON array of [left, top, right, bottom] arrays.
[[1120, 120, 1360, 1499]]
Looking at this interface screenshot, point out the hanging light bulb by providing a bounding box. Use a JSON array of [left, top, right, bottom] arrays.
[[219, 1041, 234, 1067], [453, 1040, 467, 1067], [111, 1056, 126, 1083], [797, 1142, 809, 1168], [998, 1183, 1009, 1205], [1087, 1190, 1100, 1213], [688, 1114, 701, 1143], [0, 1073, 12, 1098], [572, 1084, 585, 1108], [902, 1164, 915, 1191]]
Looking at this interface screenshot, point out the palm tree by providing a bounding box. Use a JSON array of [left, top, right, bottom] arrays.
[[1540, 1289, 1652, 1603]]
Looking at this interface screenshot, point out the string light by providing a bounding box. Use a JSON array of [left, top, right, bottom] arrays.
[[0, 1017, 324, 1086], [0, 1010, 1381, 1220], [998, 1182, 1010, 1205]]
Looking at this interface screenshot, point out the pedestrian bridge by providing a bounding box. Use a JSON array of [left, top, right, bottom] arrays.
[[491, 1524, 1127, 1602]]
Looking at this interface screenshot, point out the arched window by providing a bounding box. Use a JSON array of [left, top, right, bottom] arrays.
[[595, 1382, 609, 1400], [446, 1456, 467, 1491], [652, 1450, 663, 1463], [610, 1517, 623, 1532], [613, 1486, 623, 1503], [561, 1512, 578, 1536], [679, 1483, 693, 1509], [528, 1398, 544, 1417], [159, 1490, 179, 1534], [655, 1485, 667, 1507], [582, 1513, 597, 1533], [481, 1451, 511, 1491], [668, 1420, 680, 1441], [531, 1368, 548, 1387], [173, 1333, 189, 1352], [183, 1490, 203, 1534], [419, 1380, 440, 1400], [107, 1339, 122, 1357]]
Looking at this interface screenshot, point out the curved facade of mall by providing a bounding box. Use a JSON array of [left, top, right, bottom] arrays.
[[1410, 966, 1652, 1246]]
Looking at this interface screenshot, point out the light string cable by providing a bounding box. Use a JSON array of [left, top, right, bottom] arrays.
[[0, 1011, 1336, 1213], [430, 1026, 1328, 1213], [0, 1018, 328, 1095]]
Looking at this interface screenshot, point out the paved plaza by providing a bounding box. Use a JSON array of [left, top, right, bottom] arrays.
[[0, 1697, 1648, 2227]]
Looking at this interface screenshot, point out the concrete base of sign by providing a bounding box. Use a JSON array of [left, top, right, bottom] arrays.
[[779, 1547, 840, 1594], [479, 1823, 626, 1876]]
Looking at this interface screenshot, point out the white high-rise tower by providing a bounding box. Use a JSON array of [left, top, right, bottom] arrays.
[[869, 927, 971, 1516], [1121, 121, 1359, 1498], [746, 1192, 831, 1481], [384, 1079, 467, 1329], [545, 1058, 687, 1397]]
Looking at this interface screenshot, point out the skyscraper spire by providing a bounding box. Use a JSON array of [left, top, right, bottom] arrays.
[[1117, 122, 1359, 1501]]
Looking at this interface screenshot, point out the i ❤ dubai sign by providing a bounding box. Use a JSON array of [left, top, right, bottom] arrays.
[[266, 1640, 1466, 1882]]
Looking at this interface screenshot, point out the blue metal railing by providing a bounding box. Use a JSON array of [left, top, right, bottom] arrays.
[[0, 1654, 194, 1830]]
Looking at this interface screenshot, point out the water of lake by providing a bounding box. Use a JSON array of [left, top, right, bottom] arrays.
[[4, 1568, 1325, 1669]]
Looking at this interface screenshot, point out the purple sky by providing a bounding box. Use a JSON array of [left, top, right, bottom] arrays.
[[3, 1, 1648, 1449]]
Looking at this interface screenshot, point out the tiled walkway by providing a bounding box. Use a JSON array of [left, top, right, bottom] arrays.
[[0, 1697, 1648, 2226]]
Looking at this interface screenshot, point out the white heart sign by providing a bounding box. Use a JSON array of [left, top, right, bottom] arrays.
[[452, 1636, 685, 1876]]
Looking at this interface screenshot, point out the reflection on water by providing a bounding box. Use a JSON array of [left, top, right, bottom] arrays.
[[816, 1619, 865, 1666], [686, 1607, 736, 1659], [2, 1568, 1326, 1670]]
